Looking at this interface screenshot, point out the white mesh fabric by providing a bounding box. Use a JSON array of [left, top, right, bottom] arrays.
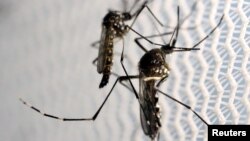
[[1, 0, 249, 141]]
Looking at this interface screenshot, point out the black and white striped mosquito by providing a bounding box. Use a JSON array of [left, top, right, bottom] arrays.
[[117, 8, 224, 141], [92, 0, 183, 88]]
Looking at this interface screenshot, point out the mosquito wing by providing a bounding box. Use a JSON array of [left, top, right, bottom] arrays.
[[139, 76, 161, 140]]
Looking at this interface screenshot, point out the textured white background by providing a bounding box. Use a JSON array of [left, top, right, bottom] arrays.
[[0, 0, 249, 141]]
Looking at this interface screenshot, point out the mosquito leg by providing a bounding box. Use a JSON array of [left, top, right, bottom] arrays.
[[118, 75, 140, 93], [92, 52, 128, 66], [19, 98, 94, 121], [133, 0, 199, 29], [156, 75, 168, 87], [119, 37, 154, 125], [92, 57, 98, 65], [129, 1, 148, 27], [155, 88, 209, 126], [91, 40, 100, 65], [128, 0, 168, 46], [131, 5, 194, 51], [91, 40, 100, 48], [119, 75, 139, 82], [119, 39, 151, 122], [19, 74, 139, 121], [109, 71, 139, 93], [134, 32, 173, 52], [120, 38, 140, 99], [133, 14, 224, 51], [127, 2, 177, 48], [127, 26, 164, 47], [175, 14, 224, 49], [134, 38, 148, 53], [131, 2, 219, 49], [190, 14, 224, 48]]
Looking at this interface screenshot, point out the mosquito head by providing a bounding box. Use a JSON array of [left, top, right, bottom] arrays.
[[161, 44, 200, 55], [122, 12, 132, 20], [161, 44, 174, 55]]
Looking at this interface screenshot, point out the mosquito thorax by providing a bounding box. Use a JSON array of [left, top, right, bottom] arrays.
[[103, 11, 119, 26], [102, 11, 130, 37], [139, 49, 170, 81]]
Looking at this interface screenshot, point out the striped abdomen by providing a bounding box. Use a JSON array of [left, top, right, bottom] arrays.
[[139, 79, 161, 140], [97, 27, 114, 88]]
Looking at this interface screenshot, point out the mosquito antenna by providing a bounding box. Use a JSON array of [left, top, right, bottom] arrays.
[[122, 0, 129, 12], [175, 6, 180, 44], [128, 0, 141, 13], [168, 6, 180, 46]]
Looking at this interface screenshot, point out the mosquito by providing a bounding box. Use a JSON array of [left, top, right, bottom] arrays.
[[92, 0, 158, 88], [117, 9, 224, 141], [92, 0, 198, 88]]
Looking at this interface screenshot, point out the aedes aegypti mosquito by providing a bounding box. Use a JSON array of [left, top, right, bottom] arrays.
[[117, 8, 224, 141], [92, 0, 177, 88]]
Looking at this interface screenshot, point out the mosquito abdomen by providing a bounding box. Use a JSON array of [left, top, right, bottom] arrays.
[[98, 32, 114, 88], [139, 79, 161, 140]]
